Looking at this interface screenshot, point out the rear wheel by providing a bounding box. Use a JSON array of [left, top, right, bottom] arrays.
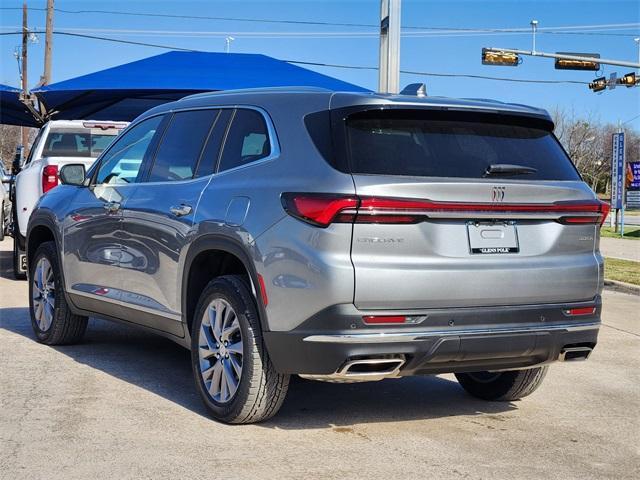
[[29, 241, 88, 345], [12, 205, 26, 280], [191, 275, 289, 424], [13, 235, 26, 280], [455, 366, 548, 401]]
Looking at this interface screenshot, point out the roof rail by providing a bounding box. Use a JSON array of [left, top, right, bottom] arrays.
[[181, 86, 333, 101]]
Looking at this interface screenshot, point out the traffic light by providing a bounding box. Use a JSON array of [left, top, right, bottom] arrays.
[[588, 77, 607, 92], [482, 48, 519, 66], [554, 52, 600, 71], [618, 72, 637, 87]]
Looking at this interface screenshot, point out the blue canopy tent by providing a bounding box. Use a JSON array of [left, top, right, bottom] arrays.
[[0, 84, 40, 127], [30, 51, 368, 123]]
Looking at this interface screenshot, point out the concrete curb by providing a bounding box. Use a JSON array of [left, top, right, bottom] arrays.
[[604, 279, 640, 296]]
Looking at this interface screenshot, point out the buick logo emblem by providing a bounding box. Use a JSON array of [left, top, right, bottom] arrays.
[[491, 186, 506, 202]]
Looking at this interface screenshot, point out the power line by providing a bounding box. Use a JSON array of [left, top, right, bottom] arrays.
[[0, 30, 603, 86], [1, 25, 636, 40], [290, 60, 590, 84], [622, 114, 640, 125], [0, 6, 638, 36], [0, 30, 196, 51]]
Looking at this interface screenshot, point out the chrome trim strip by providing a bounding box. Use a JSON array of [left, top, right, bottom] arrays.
[[71, 289, 182, 322], [302, 321, 600, 344]]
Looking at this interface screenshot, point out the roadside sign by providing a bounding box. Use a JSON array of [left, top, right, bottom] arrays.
[[629, 161, 640, 189], [611, 132, 625, 209], [628, 191, 640, 209], [627, 161, 640, 209]]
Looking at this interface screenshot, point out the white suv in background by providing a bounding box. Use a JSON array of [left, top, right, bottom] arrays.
[[11, 119, 127, 278], [0, 163, 11, 241]]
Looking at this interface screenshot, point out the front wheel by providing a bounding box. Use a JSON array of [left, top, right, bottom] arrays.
[[29, 241, 88, 345], [455, 366, 548, 401], [191, 275, 289, 424]]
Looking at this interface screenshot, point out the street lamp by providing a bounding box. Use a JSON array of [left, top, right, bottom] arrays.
[[225, 36, 235, 53]]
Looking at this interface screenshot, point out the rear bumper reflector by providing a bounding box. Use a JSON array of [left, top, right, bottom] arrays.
[[563, 307, 597, 316]]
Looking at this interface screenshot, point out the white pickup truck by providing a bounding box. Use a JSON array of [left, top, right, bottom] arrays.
[[11, 119, 127, 278]]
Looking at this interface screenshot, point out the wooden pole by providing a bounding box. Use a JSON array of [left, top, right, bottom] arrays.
[[21, 2, 29, 150]]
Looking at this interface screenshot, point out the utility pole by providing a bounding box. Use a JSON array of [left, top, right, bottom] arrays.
[[39, 0, 54, 86], [378, 0, 401, 94], [21, 2, 29, 150]]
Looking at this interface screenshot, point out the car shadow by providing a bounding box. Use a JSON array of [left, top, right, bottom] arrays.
[[0, 306, 517, 428]]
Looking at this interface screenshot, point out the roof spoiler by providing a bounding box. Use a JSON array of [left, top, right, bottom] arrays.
[[399, 83, 427, 97]]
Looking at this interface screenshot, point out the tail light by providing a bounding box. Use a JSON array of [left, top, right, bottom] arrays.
[[282, 193, 611, 228], [42, 165, 59, 193], [281, 193, 358, 227], [558, 200, 610, 226]]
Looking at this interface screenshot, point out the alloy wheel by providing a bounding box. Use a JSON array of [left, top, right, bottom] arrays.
[[32, 257, 55, 331], [198, 298, 244, 403]]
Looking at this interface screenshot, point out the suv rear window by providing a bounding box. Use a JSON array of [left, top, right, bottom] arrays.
[[342, 109, 580, 181], [42, 129, 119, 158]]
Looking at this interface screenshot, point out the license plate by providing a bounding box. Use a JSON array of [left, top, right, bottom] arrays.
[[467, 221, 519, 255], [19, 254, 27, 272]]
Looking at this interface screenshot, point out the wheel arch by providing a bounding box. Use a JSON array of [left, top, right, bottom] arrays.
[[182, 235, 268, 336], [26, 218, 58, 272]]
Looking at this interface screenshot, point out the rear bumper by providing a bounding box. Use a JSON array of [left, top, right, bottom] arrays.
[[263, 298, 601, 375]]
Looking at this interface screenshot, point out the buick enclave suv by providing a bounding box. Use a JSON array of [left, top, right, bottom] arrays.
[[27, 87, 608, 423]]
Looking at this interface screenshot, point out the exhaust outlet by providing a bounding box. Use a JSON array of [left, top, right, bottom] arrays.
[[300, 356, 406, 383], [559, 346, 593, 362]]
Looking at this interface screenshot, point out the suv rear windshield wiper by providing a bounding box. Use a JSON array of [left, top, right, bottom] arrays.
[[484, 164, 538, 177]]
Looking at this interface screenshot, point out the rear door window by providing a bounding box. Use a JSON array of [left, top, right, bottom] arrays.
[[343, 109, 580, 181], [194, 109, 232, 178], [147, 109, 219, 182], [218, 109, 271, 173]]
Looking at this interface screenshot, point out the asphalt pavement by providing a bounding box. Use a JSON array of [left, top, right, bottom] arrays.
[[0, 238, 638, 480]]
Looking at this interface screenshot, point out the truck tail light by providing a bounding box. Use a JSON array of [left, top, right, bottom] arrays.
[[42, 165, 59, 193], [563, 306, 596, 316], [282, 194, 611, 227]]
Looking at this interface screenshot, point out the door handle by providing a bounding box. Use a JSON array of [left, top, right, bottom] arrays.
[[103, 201, 121, 213], [170, 204, 193, 217]]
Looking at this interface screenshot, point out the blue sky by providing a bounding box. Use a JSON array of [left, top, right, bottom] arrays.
[[1, 0, 639, 129]]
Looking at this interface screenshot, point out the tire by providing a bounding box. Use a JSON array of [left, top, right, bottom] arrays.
[[13, 235, 26, 280], [191, 275, 290, 424], [29, 241, 88, 345], [0, 203, 4, 241], [12, 203, 26, 280], [455, 366, 548, 401]]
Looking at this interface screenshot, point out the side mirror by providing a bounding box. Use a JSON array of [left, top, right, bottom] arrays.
[[12, 145, 24, 174], [59, 164, 86, 186]]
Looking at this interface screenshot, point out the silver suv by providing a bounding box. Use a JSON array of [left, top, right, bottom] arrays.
[[27, 87, 608, 423]]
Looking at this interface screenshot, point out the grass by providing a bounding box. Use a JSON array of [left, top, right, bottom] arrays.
[[604, 257, 640, 286], [600, 225, 640, 240]]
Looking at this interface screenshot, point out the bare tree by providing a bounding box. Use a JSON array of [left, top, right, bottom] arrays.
[[551, 108, 639, 194], [0, 125, 37, 170]]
